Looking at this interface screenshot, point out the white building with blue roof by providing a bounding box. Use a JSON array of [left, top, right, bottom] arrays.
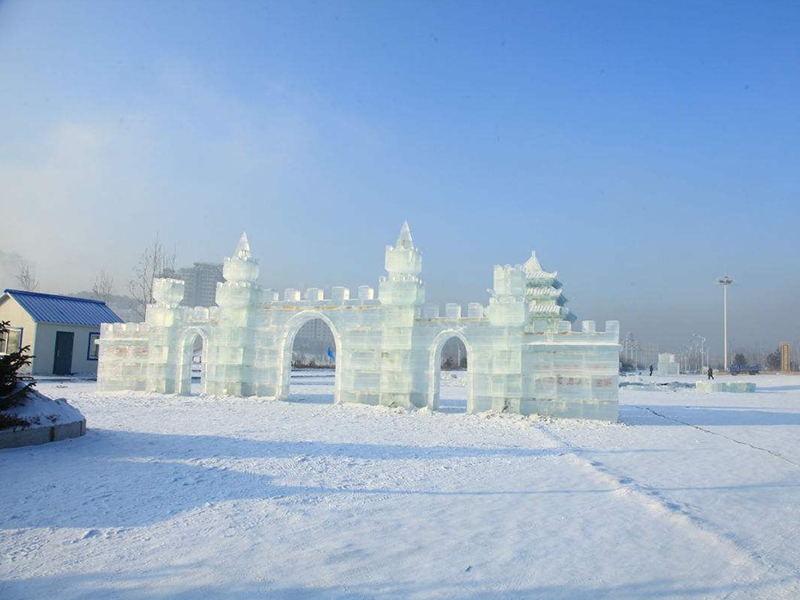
[[0, 289, 123, 376]]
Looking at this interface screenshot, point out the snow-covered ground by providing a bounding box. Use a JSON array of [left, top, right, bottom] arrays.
[[2, 371, 800, 599]]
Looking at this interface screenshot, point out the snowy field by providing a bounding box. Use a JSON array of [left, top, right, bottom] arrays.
[[3, 372, 800, 599]]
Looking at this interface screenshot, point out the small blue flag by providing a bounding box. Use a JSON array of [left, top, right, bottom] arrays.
[[327, 347, 335, 360]]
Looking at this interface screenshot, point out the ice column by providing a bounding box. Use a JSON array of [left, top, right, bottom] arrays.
[[145, 278, 186, 393], [486, 265, 528, 412], [378, 221, 426, 408], [205, 232, 262, 396]]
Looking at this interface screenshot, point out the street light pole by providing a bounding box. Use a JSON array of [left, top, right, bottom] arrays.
[[694, 333, 707, 371], [717, 276, 734, 370]]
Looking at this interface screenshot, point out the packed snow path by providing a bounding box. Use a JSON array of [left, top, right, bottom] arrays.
[[2, 372, 800, 599]]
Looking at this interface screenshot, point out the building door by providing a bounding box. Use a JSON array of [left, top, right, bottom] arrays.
[[53, 331, 74, 375]]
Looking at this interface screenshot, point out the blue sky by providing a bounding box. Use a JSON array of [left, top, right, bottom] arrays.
[[1, 0, 798, 358]]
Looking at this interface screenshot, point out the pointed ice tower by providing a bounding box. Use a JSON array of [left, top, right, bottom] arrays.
[[379, 221, 424, 305], [222, 231, 259, 284], [378, 221, 427, 408], [206, 232, 262, 396]]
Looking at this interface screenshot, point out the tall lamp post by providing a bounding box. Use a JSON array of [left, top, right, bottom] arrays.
[[717, 276, 734, 370], [694, 333, 707, 371]]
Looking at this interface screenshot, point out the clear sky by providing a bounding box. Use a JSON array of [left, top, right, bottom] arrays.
[[1, 0, 798, 359]]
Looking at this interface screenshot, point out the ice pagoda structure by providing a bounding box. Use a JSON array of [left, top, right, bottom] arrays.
[[97, 223, 621, 420]]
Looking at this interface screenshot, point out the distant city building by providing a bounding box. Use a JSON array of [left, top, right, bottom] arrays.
[[174, 263, 224, 307], [441, 337, 467, 369], [781, 343, 791, 373], [293, 319, 335, 365]]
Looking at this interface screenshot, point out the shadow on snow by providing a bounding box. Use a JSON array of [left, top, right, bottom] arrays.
[[0, 428, 566, 529], [3, 565, 795, 600]]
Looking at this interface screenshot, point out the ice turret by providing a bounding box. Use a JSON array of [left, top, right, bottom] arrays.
[[223, 231, 259, 284], [378, 221, 426, 408], [487, 264, 527, 327], [384, 220, 422, 278], [208, 232, 263, 396]]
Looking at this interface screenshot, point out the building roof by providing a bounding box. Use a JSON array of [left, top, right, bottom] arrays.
[[3, 289, 124, 327]]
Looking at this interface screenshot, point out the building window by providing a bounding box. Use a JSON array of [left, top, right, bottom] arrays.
[[0, 327, 22, 354], [88, 332, 100, 360]]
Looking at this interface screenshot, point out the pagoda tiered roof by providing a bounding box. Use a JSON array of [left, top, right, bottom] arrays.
[[528, 304, 565, 315], [526, 287, 563, 298], [521, 251, 575, 323], [522, 251, 557, 280]]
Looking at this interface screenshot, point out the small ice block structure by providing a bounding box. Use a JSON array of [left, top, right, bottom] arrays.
[[696, 381, 756, 393], [657, 353, 680, 376]]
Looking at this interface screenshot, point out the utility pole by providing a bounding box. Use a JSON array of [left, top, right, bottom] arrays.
[[717, 276, 734, 370]]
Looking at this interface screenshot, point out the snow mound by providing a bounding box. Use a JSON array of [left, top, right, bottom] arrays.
[[1, 384, 85, 431]]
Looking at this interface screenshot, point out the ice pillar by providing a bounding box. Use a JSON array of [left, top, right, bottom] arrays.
[[378, 222, 427, 408]]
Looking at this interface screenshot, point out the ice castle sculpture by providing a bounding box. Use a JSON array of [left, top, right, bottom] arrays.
[[98, 224, 621, 420]]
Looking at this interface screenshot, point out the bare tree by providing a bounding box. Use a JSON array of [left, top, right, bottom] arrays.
[[92, 270, 114, 304], [16, 262, 39, 292], [128, 235, 177, 319]]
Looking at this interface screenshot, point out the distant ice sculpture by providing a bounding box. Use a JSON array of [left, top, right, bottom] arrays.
[[657, 353, 680, 376], [696, 381, 756, 393], [98, 223, 621, 420]]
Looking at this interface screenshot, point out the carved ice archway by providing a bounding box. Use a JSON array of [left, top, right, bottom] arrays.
[[277, 310, 344, 403], [428, 329, 473, 412], [177, 325, 213, 395]]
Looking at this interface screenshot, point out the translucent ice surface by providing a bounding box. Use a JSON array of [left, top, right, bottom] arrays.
[[99, 224, 620, 420]]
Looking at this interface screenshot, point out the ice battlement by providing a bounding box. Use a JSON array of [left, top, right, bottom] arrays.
[[98, 223, 620, 421], [525, 320, 620, 344], [102, 322, 149, 335], [260, 286, 380, 308], [420, 302, 486, 320]]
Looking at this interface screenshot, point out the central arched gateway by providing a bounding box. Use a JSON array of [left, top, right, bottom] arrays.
[[428, 329, 473, 412], [277, 310, 343, 403]]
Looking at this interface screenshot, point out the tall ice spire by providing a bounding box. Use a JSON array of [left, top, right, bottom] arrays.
[[223, 231, 259, 283], [396, 220, 414, 250], [235, 231, 252, 260]]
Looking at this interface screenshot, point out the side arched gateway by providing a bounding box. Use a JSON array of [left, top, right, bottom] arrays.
[[277, 311, 343, 403], [177, 326, 212, 395], [428, 330, 473, 412]]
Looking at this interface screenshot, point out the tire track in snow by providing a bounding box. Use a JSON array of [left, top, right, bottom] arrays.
[[530, 419, 798, 589], [634, 405, 800, 469]]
